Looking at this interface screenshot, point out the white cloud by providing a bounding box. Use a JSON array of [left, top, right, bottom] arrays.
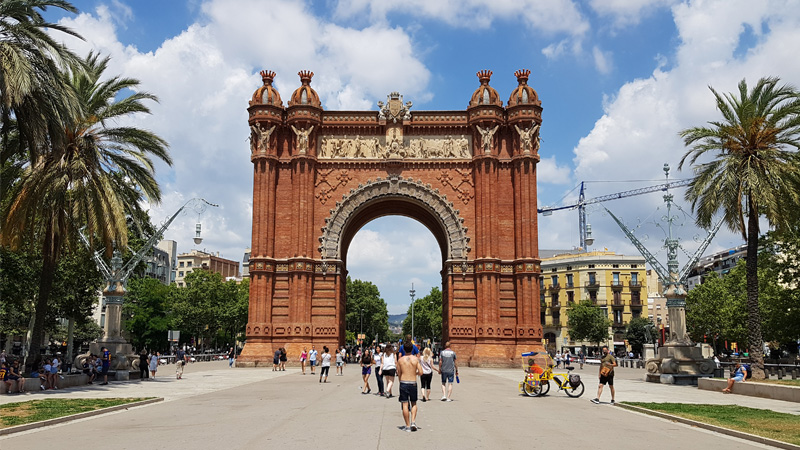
[[592, 46, 613, 74], [537, 155, 572, 184], [556, 0, 800, 259], [588, 0, 680, 27], [53, 0, 432, 269]]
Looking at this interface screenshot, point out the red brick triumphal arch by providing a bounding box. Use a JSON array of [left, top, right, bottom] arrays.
[[239, 69, 545, 367]]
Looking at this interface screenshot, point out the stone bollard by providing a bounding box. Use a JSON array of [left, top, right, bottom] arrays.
[[778, 369, 783, 380], [792, 369, 797, 380]]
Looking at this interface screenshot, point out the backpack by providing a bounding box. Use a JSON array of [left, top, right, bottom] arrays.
[[569, 374, 581, 388], [743, 364, 752, 380]]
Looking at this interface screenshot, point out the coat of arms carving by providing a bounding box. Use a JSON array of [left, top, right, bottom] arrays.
[[377, 92, 412, 123]]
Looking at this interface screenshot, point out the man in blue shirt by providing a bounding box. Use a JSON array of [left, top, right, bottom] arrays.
[[100, 347, 111, 385], [308, 345, 318, 375], [397, 336, 419, 357]]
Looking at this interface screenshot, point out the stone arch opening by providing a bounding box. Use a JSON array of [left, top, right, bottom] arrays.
[[319, 176, 470, 265]]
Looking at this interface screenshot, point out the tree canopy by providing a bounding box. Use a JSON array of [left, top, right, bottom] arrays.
[[566, 300, 611, 346], [344, 277, 390, 345]]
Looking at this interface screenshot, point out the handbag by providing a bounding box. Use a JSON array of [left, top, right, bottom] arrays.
[[600, 365, 612, 377]]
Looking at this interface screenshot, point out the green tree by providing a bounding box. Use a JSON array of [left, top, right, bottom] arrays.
[[170, 270, 228, 349], [759, 230, 800, 351], [344, 277, 389, 345], [567, 300, 611, 347], [686, 271, 747, 353], [1, 52, 171, 369], [624, 317, 658, 355], [0, 246, 38, 338], [402, 287, 443, 345], [679, 77, 800, 378], [0, 0, 83, 162], [124, 277, 172, 352]]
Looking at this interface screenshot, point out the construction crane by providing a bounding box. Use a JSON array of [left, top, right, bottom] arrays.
[[538, 177, 693, 249]]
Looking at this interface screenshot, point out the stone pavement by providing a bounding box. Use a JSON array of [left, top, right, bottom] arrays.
[[0, 361, 794, 449]]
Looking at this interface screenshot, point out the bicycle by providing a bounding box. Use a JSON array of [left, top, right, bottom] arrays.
[[519, 352, 585, 398]]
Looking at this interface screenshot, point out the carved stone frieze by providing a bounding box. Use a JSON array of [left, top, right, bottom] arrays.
[[319, 177, 470, 261], [318, 135, 471, 159], [437, 169, 474, 204], [315, 169, 353, 204]]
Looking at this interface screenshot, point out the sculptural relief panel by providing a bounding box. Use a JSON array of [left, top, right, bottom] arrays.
[[318, 135, 471, 159]]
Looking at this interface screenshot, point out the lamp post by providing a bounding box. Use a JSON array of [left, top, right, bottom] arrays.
[[410, 283, 416, 342]]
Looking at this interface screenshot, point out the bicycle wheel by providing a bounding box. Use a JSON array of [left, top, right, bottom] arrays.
[[535, 380, 550, 396], [522, 380, 538, 397], [565, 381, 585, 397]]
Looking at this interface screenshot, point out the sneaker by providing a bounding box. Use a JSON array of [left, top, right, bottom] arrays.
[[40, 385, 45, 390], [410, 423, 418, 431], [590, 398, 600, 404], [446, 399, 453, 402], [421, 397, 427, 402], [402, 426, 411, 433], [441, 396, 447, 401], [611, 400, 616, 405]]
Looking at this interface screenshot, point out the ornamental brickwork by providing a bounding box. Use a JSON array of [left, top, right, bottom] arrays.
[[239, 69, 545, 367]]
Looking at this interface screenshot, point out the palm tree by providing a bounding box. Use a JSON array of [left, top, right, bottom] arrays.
[[2, 52, 172, 369], [679, 77, 800, 379], [0, 0, 84, 162]]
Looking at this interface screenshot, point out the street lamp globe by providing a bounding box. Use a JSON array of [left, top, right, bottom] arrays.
[[194, 223, 203, 244]]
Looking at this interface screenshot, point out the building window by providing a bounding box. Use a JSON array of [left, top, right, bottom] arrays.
[[632, 309, 641, 319], [566, 273, 573, 287], [179, 271, 184, 277], [567, 291, 574, 304], [612, 264, 619, 268], [553, 311, 561, 324], [179, 261, 184, 268], [589, 290, 597, 301], [648, 314, 654, 320], [631, 264, 638, 269], [539, 278, 544, 290], [187, 261, 192, 267], [613, 291, 621, 302], [588, 264, 595, 269], [566, 265, 572, 270], [632, 290, 640, 302], [551, 268, 557, 273], [551, 293, 559, 306], [588, 272, 597, 285], [614, 310, 623, 324], [551, 275, 558, 286], [656, 305, 661, 310], [631, 272, 638, 283]]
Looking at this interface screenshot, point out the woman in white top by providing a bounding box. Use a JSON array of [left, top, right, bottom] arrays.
[[373, 347, 384, 395], [380, 344, 397, 398], [319, 346, 332, 383], [419, 347, 439, 402], [149, 352, 159, 379]]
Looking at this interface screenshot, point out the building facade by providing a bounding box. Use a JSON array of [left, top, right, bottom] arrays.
[[176, 250, 240, 286], [242, 69, 545, 367], [686, 244, 747, 290], [156, 240, 178, 284], [540, 250, 648, 355]]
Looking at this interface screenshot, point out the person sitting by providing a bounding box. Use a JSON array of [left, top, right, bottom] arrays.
[[722, 362, 745, 393], [6, 360, 25, 393], [82, 358, 95, 384]]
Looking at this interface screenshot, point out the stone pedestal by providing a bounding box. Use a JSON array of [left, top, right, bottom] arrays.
[[644, 288, 714, 385]]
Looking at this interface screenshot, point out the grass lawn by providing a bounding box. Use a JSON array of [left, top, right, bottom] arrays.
[[624, 402, 800, 445], [0, 398, 151, 428]]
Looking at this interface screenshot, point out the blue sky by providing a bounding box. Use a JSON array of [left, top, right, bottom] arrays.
[[46, 0, 800, 314]]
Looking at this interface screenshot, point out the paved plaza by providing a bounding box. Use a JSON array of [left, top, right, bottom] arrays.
[[1, 361, 797, 449]]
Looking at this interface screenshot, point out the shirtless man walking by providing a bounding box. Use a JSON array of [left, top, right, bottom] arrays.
[[396, 340, 423, 432]]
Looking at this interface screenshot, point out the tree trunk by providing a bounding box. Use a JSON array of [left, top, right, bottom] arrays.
[[26, 222, 60, 373], [745, 201, 765, 379], [66, 316, 75, 368]]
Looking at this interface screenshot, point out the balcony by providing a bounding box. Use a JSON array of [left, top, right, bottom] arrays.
[[611, 280, 624, 290], [565, 281, 575, 289], [585, 280, 600, 289], [592, 299, 607, 306], [629, 280, 642, 289], [612, 299, 624, 307], [630, 298, 642, 306], [551, 301, 561, 309], [549, 283, 561, 292]]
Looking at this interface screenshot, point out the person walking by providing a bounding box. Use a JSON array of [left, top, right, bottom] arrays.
[[300, 348, 308, 375], [564, 350, 572, 368], [228, 347, 236, 368], [149, 352, 159, 379], [309, 345, 318, 375], [591, 345, 617, 404], [279, 348, 287, 371], [273, 348, 281, 371], [373, 345, 385, 396], [175, 348, 188, 380], [438, 341, 458, 401], [139, 350, 149, 380], [396, 340, 423, 432], [335, 347, 344, 376], [419, 347, 438, 402], [381, 344, 397, 398], [555, 351, 562, 369], [360, 350, 372, 394], [579, 350, 585, 370], [319, 346, 331, 383]]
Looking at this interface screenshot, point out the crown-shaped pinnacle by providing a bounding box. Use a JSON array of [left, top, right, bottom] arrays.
[[298, 70, 314, 85], [476, 70, 493, 85], [514, 69, 531, 85], [260, 70, 275, 85]]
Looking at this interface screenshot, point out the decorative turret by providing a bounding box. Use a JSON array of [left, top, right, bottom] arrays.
[[507, 69, 540, 107], [289, 70, 321, 108], [469, 70, 502, 107], [249, 70, 282, 107]]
